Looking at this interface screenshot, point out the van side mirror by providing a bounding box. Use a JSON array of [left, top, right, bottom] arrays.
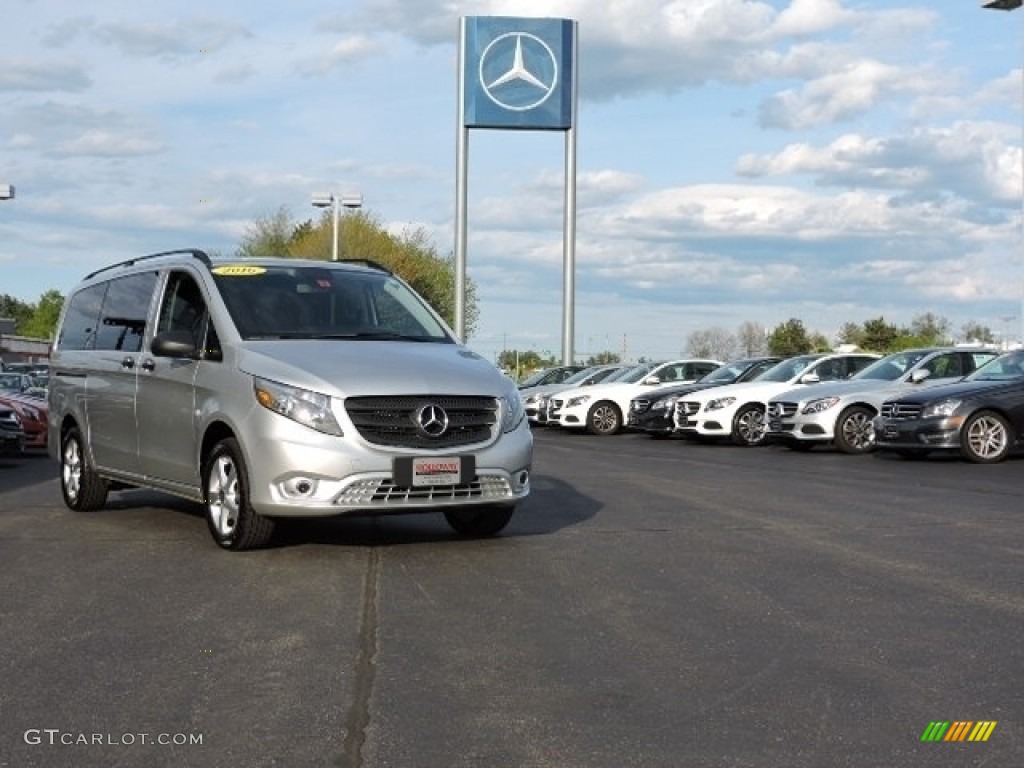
[[909, 368, 931, 384], [151, 330, 199, 359], [799, 372, 820, 384], [643, 375, 660, 385]]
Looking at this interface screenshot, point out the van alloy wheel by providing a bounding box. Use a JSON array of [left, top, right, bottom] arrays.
[[60, 426, 108, 511], [203, 438, 275, 551]]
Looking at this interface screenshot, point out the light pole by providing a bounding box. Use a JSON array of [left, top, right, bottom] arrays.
[[982, 0, 1023, 345], [1000, 314, 1017, 349], [0, 184, 14, 200], [311, 191, 363, 261]]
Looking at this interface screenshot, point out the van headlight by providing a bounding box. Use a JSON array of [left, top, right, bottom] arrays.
[[501, 391, 525, 432], [253, 377, 344, 436]]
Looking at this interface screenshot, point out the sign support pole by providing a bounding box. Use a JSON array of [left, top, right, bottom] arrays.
[[562, 31, 578, 365], [457, 16, 577, 360], [454, 19, 469, 341]]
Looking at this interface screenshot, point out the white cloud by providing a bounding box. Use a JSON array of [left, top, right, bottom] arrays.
[[1, 0, 1020, 359], [54, 130, 165, 157], [296, 34, 382, 76], [0, 60, 91, 92], [92, 17, 252, 59], [737, 122, 1022, 203]]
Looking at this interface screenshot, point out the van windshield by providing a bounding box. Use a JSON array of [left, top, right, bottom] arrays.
[[211, 264, 454, 342]]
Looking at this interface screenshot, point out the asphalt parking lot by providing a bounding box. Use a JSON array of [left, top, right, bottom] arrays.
[[1, 432, 1021, 768]]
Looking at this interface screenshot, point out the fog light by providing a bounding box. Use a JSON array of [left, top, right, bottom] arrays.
[[514, 469, 530, 492], [280, 476, 319, 499]]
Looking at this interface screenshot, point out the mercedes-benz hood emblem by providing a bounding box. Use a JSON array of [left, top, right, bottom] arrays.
[[414, 403, 450, 437]]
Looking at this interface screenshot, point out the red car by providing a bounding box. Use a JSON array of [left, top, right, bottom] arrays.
[[0, 392, 47, 450]]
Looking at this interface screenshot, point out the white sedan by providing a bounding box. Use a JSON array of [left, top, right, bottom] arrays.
[[673, 353, 880, 446], [549, 359, 722, 435]]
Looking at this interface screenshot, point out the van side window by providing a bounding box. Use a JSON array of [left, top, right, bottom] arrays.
[[157, 272, 218, 359], [94, 272, 158, 352], [58, 283, 107, 350]]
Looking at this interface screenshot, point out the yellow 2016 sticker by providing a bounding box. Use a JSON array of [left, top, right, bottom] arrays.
[[212, 265, 267, 276]]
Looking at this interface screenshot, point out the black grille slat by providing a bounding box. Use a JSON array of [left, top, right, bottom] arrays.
[[880, 403, 922, 420], [676, 401, 700, 417], [345, 395, 498, 449], [767, 402, 799, 418]]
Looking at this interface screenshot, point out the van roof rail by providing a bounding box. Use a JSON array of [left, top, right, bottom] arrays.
[[84, 249, 213, 280], [338, 258, 392, 275]]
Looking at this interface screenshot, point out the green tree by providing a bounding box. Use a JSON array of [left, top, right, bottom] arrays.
[[861, 317, 900, 353], [909, 312, 951, 346], [586, 351, 621, 365], [836, 322, 864, 348], [237, 206, 300, 257], [19, 290, 65, 339], [768, 318, 812, 356], [237, 208, 480, 337], [0, 294, 34, 332], [961, 320, 995, 344], [497, 349, 547, 380], [808, 331, 831, 352]]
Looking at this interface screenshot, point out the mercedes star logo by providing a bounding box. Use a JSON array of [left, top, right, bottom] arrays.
[[479, 32, 558, 112], [414, 404, 449, 438]]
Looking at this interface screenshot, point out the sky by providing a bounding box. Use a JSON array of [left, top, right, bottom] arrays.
[[1, 0, 1022, 363]]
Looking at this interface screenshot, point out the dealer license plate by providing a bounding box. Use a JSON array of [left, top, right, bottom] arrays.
[[393, 456, 475, 488]]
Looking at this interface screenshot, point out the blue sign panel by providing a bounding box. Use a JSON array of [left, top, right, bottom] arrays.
[[463, 16, 575, 130]]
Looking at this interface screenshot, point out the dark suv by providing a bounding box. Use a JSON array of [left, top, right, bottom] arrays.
[[628, 357, 781, 436]]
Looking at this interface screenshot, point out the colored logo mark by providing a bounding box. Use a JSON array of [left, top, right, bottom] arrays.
[[921, 721, 997, 742]]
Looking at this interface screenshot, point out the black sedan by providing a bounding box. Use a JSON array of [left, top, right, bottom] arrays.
[[874, 349, 1024, 463], [627, 357, 782, 437]]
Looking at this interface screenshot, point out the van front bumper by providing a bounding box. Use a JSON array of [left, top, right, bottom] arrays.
[[239, 411, 533, 518]]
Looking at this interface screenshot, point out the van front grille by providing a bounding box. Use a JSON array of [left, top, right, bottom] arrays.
[[336, 475, 514, 506], [345, 395, 497, 449]]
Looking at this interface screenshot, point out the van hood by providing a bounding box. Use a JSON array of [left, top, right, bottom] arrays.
[[236, 340, 511, 398]]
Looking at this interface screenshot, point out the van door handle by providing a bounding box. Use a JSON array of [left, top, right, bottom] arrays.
[[141, 359, 156, 372], [121, 357, 135, 370]]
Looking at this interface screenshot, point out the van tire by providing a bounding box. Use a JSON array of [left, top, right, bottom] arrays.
[[60, 425, 108, 511], [203, 438, 275, 551], [444, 505, 515, 537]]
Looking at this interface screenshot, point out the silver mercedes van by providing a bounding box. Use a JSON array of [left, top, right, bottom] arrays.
[[48, 250, 532, 550]]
